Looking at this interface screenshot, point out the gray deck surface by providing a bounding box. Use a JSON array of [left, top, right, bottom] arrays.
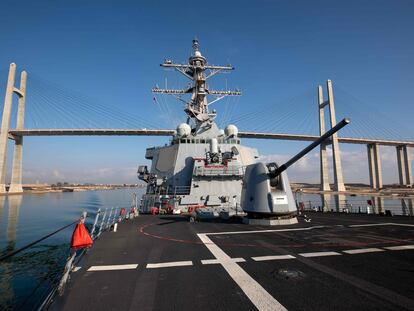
[[53, 213, 414, 311]]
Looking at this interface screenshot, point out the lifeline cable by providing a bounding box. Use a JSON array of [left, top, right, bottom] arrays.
[[0, 220, 77, 261]]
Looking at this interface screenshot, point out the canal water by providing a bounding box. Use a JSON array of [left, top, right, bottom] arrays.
[[0, 187, 144, 310], [0, 188, 412, 310]]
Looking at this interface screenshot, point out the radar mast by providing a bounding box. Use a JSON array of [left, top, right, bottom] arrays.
[[152, 39, 241, 130]]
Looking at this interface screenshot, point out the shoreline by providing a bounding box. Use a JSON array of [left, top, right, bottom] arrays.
[[3, 185, 145, 195], [3, 183, 414, 199]]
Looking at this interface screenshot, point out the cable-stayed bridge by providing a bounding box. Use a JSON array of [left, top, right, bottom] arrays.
[[0, 63, 413, 194], [9, 129, 414, 147]]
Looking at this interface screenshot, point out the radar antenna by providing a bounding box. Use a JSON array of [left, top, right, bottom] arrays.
[[152, 39, 241, 127]]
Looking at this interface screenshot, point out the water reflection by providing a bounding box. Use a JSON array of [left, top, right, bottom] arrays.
[[0, 195, 22, 310], [7, 195, 22, 250], [0, 195, 23, 255]]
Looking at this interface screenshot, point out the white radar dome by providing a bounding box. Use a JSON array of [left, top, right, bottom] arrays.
[[225, 124, 238, 138], [176, 123, 191, 138]]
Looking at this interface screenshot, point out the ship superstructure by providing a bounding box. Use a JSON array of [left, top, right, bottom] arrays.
[[138, 40, 258, 215]]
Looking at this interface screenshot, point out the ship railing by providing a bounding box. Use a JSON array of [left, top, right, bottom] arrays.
[[38, 203, 139, 310], [298, 199, 413, 216], [0, 211, 85, 310]]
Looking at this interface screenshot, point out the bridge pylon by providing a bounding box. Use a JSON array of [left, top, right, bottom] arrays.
[[367, 143, 382, 189], [317, 80, 346, 192], [9, 70, 27, 193], [396, 145, 412, 187], [0, 63, 26, 194], [318, 85, 330, 191]]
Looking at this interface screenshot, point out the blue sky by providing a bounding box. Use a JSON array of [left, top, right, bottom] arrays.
[[0, 0, 413, 184]]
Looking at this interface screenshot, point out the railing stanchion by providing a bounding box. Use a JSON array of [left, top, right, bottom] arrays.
[[113, 207, 119, 224], [106, 207, 114, 229], [98, 208, 108, 237], [57, 251, 76, 295], [90, 209, 101, 239]]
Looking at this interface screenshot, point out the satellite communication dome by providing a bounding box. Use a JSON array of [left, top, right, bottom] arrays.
[[176, 123, 191, 138], [225, 124, 238, 138]]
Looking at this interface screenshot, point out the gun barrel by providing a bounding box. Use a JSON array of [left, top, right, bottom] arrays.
[[270, 118, 350, 177]]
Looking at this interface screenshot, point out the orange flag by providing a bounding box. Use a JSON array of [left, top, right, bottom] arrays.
[[71, 222, 93, 249]]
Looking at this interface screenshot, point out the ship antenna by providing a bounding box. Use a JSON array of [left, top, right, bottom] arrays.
[[152, 40, 241, 129], [192, 38, 200, 52]]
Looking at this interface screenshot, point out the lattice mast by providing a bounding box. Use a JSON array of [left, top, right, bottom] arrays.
[[152, 39, 241, 128]]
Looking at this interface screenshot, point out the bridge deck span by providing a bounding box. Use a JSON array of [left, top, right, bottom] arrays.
[[8, 129, 414, 147]]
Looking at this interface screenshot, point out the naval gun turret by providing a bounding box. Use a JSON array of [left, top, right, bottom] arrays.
[[241, 118, 350, 222]]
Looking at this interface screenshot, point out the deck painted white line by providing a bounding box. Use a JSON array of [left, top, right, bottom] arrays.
[[201, 258, 245, 265], [72, 266, 82, 272], [146, 261, 193, 269], [203, 223, 414, 237], [198, 233, 287, 311], [350, 223, 414, 228], [390, 223, 414, 227], [343, 248, 384, 254], [252, 255, 295, 261], [384, 245, 414, 251], [349, 223, 394, 228], [204, 225, 326, 236], [88, 264, 138, 271], [299, 251, 341, 258]]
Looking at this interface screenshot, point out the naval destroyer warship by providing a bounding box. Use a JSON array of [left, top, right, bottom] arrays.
[[137, 39, 348, 224], [137, 39, 260, 218], [48, 41, 414, 311]]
